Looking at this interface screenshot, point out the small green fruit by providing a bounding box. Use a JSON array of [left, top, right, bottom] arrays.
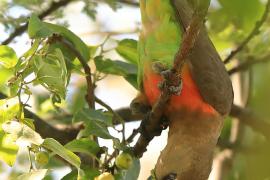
[[115, 153, 133, 170], [94, 172, 115, 180], [35, 151, 49, 166]]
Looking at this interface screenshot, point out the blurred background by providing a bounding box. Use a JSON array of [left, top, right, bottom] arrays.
[[1, 0, 270, 179]]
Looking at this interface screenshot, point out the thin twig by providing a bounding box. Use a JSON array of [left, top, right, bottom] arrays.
[[228, 54, 270, 75], [95, 96, 126, 142], [133, 1, 211, 158], [1, 0, 73, 45], [104, 128, 139, 165], [224, 0, 270, 64], [56, 35, 95, 108]]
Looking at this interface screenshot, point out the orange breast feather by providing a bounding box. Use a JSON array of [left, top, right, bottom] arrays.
[[143, 64, 217, 115]]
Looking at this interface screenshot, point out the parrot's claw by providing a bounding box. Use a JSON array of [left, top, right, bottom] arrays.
[[152, 62, 167, 74], [158, 80, 183, 96], [168, 82, 182, 95], [162, 173, 177, 180], [130, 97, 151, 115], [160, 69, 172, 80]]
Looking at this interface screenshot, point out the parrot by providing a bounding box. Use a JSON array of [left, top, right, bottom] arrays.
[[132, 0, 234, 179]]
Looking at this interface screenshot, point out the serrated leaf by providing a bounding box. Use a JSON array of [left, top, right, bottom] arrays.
[[0, 45, 18, 69], [42, 138, 81, 168], [116, 39, 138, 65], [65, 138, 100, 156], [28, 14, 53, 39], [16, 169, 48, 180]]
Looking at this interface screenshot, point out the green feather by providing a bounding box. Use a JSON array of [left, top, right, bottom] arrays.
[[138, 0, 183, 88]]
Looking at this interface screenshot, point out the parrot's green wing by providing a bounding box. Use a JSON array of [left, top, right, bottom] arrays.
[[138, 0, 183, 89], [172, 0, 234, 115]]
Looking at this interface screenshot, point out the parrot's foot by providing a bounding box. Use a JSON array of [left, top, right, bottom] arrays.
[[152, 62, 167, 74], [162, 173, 177, 180], [159, 69, 183, 96], [140, 113, 169, 140], [130, 95, 151, 115]]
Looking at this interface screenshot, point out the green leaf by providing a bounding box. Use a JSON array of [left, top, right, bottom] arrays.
[[16, 169, 48, 180], [214, 0, 263, 32], [42, 138, 81, 168], [121, 158, 140, 180], [94, 56, 138, 76], [94, 56, 126, 76], [22, 118, 35, 130], [44, 22, 90, 61], [74, 109, 114, 139], [0, 133, 18, 166], [65, 138, 100, 156], [0, 97, 20, 166], [116, 39, 138, 65], [28, 15, 90, 61], [0, 45, 18, 69], [0, 97, 20, 122], [62, 167, 100, 180], [124, 74, 138, 89], [33, 48, 68, 98], [28, 14, 53, 39], [73, 108, 113, 126], [78, 120, 113, 139], [2, 121, 44, 146]]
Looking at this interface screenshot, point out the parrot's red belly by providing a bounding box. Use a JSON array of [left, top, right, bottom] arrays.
[[143, 64, 217, 115]]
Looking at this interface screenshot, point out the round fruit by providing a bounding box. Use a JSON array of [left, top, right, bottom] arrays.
[[115, 153, 133, 170], [94, 172, 114, 180], [35, 151, 49, 166]]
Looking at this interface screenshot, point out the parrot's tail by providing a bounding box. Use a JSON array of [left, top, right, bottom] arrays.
[[155, 109, 223, 180]]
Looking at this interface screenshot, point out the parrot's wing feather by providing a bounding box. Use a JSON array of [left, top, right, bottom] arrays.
[[172, 0, 234, 115]]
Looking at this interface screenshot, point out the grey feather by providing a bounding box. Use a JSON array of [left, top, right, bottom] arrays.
[[172, 0, 234, 115]]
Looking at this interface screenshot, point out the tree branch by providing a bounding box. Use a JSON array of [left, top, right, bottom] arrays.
[[230, 104, 270, 140], [1, 0, 73, 45], [0, 92, 78, 144], [133, 0, 211, 158], [228, 54, 270, 75], [118, 0, 139, 7], [223, 0, 270, 64], [54, 35, 95, 109]]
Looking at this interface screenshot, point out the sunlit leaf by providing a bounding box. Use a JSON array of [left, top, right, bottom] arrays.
[[28, 14, 53, 39], [116, 39, 138, 65], [65, 138, 100, 156], [73, 108, 113, 126], [16, 169, 48, 180], [33, 48, 68, 98], [2, 121, 44, 146], [0, 45, 18, 69], [42, 138, 81, 168]]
